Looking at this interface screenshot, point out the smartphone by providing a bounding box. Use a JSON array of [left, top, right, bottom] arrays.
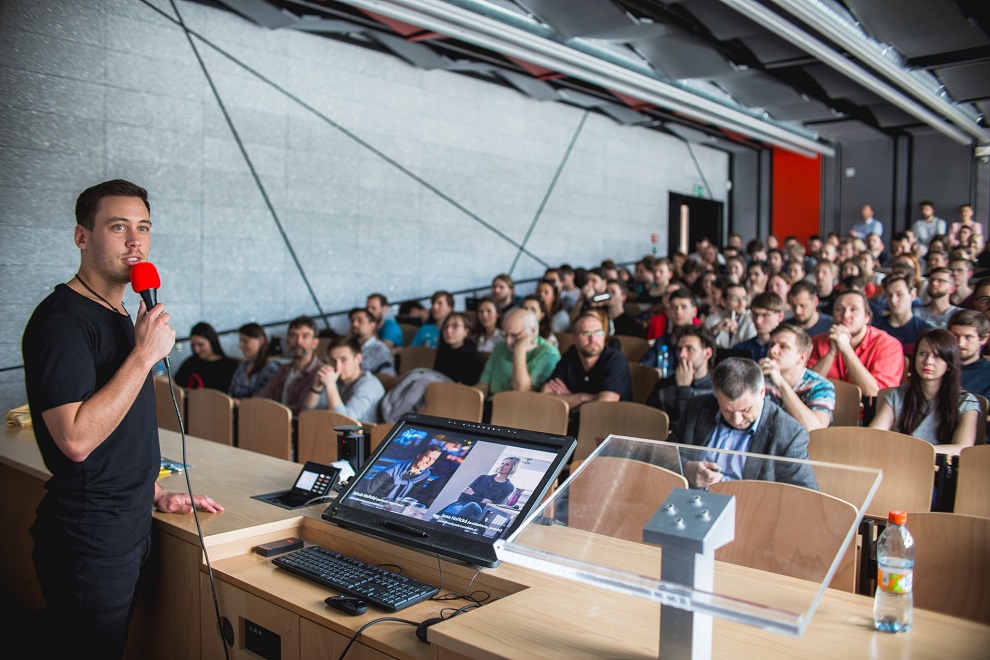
[[592, 293, 611, 303]]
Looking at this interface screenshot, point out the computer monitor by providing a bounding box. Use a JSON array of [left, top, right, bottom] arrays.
[[322, 412, 576, 568]]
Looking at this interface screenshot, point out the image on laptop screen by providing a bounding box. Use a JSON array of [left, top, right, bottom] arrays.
[[323, 412, 575, 567]]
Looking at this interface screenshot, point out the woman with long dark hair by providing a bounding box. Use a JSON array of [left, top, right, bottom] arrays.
[[433, 312, 485, 385], [228, 322, 279, 400], [521, 294, 557, 347], [474, 296, 504, 353], [174, 321, 239, 393], [869, 328, 979, 454]]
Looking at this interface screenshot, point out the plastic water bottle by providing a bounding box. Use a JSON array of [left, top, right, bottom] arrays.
[[656, 344, 669, 378], [874, 510, 914, 633]]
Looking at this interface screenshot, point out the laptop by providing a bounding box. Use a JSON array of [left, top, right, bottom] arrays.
[[253, 461, 341, 510], [322, 412, 576, 567]]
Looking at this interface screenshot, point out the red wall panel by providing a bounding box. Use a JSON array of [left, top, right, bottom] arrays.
[[772, 150, 821, 245]]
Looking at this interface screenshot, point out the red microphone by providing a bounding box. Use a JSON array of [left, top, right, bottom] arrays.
[[130, 262, 161, 311], [130, 262, 170, 369]]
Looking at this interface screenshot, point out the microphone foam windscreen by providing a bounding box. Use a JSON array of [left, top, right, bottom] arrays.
[[129, 262, 161, 292]]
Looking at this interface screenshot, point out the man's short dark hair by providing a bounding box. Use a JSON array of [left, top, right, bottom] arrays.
[[288, 315, 318, 334], [892, 231, 911, 243], [949, 309, 990, 339], [559, 264, 574, 277], [606, 278, 629, 296], [712, 357, 764, 400], [432, 290, 454, 308], [75, 179, 150, 231], [349, 307, 375, 325], [748, 261, 769, 276], [668, 287, 697, 307], [326, 335, 361, 355], [882, 273, 914, 292], [587, 267, 607, 281], [833, 289, 872, 318], [751, 292, 785, 313], [368, 293, 388, 307], [841, 275, 866, 292], [920, 200, 934, 208], [673, 325, 716, 368], [746, 239, 765, 256], [788, 280, 818, 300]]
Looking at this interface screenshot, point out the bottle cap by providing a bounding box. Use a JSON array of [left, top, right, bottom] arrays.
[[888, 510, 907, 525]]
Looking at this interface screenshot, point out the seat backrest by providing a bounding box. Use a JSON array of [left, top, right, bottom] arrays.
[[375, 373, 400, 392], [709, 480, 859, 591], [555, 332, 574, 356], [568, 456, 687, 543], [629, 364, 659, 405], [397, 346, 436, 375], [827, 378, 863, 427], [237, 398, 293, 460], [420, 381, 484, 422], [297, 409, 360, 465], [954, 445, 990, 518], [185, 388, 234, 445], [154, 376, 185, 433], [575, 400, 669, 462], [974, 394, 987, 446], [907, 512, 990, 624], [398, 323, 420, 347], [808, 427, 936, 519], [368, 422, 396, 453], [489, 391, 569, 436], [614, 334, 650, 363]]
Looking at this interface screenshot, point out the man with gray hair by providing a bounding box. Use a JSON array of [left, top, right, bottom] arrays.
[[670, 357, 817, 490], [477, 307, 561, 396]]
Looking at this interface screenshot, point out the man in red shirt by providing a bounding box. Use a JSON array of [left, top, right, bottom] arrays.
[[808, 290, 904, 397]]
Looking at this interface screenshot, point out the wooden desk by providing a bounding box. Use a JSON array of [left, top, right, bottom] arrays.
[[3, 425, 988, 659]]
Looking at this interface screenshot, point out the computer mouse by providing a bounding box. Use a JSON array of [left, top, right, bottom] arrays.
[[416, 617, 445, 643], [324, 596, 368, 616]]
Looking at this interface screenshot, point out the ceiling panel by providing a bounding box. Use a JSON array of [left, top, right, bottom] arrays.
[[710, 69, 802, 110], [634, 31, 735, 79], [934, 60, 990, 101], [844, 0, 989, 59]]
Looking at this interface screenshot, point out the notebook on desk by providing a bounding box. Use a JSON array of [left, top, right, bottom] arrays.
[[322, 412, 576, 567]]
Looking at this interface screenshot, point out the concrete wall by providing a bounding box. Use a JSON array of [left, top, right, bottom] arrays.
[[0, 0, 729, 411]]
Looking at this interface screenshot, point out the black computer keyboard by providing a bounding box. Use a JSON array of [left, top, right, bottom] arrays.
[[272, 545, 440, 612]]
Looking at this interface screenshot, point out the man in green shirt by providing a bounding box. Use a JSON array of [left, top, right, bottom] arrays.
[[477, 308, 560, 396]]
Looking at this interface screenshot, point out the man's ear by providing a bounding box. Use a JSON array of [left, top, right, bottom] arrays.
[[74, 225, 87, 249]]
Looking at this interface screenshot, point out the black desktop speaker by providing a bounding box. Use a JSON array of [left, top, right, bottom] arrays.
[[335, 425, 367, 473]]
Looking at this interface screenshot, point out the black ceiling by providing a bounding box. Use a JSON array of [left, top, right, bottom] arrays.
[[206, 0, 990, 152]]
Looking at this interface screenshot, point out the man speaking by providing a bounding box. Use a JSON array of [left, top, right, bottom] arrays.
[[21, 180, 223, 657]]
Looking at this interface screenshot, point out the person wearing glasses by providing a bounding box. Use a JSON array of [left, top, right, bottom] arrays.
[[542, 310, 631, 427], [477, 308, 560, 396], [948, 255, 975, 308], [916, 267, 961, 329], [732, 292, 786, 361]]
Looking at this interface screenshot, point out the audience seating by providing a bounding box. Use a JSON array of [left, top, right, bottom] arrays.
[[808, 427, 936, 519], [237, 398, 293, 461], [954, 445, 990, 518], [420, 381, 484, 422], [489, 391, 569, 436], [709, 480, 859, 592], [368, 422, 396, 453], [828, 378, 862, 427], [974, 393, 987, 445], [375, 373, 400, 392], [907, 512, 990, 624], [575, 401, 669, 462], [568, 456, 687, 543], [398, 323, 419, 347], [154, 376, 185, 433], [298, 410, 360, 465], [614, 334, 650, 363], [185, 388, 234, 446], [554, 332, 574, 356], [397, 346, 436, 375], [629, 364, 660, 405]]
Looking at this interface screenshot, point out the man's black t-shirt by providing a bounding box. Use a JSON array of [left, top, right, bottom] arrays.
[[547, 346, 632, 400], [23, 284, 159, 556]]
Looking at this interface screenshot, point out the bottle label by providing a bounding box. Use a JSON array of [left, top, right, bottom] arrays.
[[877, 568, 912, 594]]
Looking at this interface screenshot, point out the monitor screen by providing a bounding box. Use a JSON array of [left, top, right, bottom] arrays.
[[322, 412, 575, 567]]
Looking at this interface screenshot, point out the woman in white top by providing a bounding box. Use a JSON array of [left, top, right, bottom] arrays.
[[870, 329, 979, 455]]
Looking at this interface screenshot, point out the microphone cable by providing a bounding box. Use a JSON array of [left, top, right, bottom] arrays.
[[161, 362, 231, 660]]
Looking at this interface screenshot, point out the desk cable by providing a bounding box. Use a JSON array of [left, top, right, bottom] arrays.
[[161, 363, 231, 660]]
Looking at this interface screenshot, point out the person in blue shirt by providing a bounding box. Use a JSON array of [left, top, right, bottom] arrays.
[[872, 273, 933, 356], [948, 310, 990, 401], [733, 292, 785, 361], [367, 293, 404, 348], [410, 291, 454, 348], [850, 204, 883, 238]]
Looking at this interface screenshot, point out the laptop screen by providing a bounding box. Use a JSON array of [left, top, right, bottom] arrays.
[[322, 412, 576, 567]]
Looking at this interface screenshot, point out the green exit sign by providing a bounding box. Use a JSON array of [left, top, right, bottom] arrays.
[[693, 184, 705, 197]]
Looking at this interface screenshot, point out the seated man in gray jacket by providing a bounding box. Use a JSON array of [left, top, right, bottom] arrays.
[[669, 357, 817, 490]]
